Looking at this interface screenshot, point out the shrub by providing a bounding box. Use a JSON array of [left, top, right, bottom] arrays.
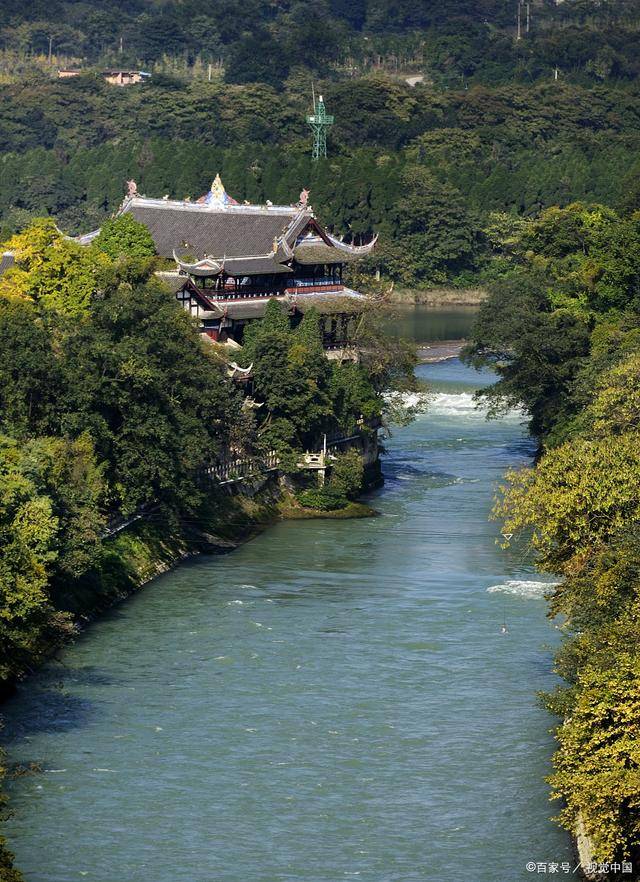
[[296, 487, 346, 511]]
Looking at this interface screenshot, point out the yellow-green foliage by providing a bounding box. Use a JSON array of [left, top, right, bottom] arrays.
[[0, 218, 110, 316], [0, 438, 59, 682], [496, 433, 640, 573], [588, 353, 640, 437], [550, 651, 640, 861], [0, 433, 106, 681], [495, 335, 640, 861]]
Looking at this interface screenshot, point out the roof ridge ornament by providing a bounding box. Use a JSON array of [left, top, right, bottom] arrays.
[[210, 173, 226, 203], [196, 173, 239, 207], [298, 188, 310, 209]]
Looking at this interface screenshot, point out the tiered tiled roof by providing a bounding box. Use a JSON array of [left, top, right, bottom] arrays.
[[122, 178, 374, 274], [76, 176, 377, 276]]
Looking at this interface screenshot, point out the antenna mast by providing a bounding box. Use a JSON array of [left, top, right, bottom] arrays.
[[306, 91, 334, 161]]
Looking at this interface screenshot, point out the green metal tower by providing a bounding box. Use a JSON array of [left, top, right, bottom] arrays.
[[307, 92, 334, 160]]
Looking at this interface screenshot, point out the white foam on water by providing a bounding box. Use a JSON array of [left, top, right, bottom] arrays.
[[486, 579, 559, 600], [393, 390, 527, 420], [384, 391, 429, 410], [429, 391, 482, 416]]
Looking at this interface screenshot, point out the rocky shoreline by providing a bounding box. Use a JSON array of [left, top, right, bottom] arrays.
[[389, 287, 487, 307], [416, 339, 466, 363]]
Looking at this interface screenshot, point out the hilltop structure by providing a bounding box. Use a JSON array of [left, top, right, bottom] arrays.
[[58, 68, 150, 85], [102, 176, 376, 349]]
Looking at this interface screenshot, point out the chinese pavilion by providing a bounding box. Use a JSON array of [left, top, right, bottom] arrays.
[[114, 175, 377, 348]]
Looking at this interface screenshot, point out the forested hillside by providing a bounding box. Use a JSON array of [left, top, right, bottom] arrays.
[[1, 0, 639, 86], [0, 0, 639, 287]]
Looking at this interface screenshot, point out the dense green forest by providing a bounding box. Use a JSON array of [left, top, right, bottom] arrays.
[[1, 0, 639, 86], [464, 202, 640, 866], [0, 0, 639, 287]]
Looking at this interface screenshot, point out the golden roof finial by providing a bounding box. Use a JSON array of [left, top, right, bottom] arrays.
[[210, 173, 225, 200]]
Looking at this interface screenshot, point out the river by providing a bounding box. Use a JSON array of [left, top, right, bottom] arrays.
[[2, 308, 573, 882], [390, 304, 477, 343]]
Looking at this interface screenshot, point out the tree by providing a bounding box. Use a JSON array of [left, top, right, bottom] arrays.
[[550, 650, 640, 863], [586, 352, 640, 437], [463, 269, 591, 437], [379, 166, 478, 285], [241, 301, 333, 455], [57, 280, 239, 514], [329, 448, 364, 500], [496, 433, 640, 573], [92, 215, 156, 260], [24, 434, 106, 578], [0, 436, 63, 682], [513, 204, 640, 315], [0, 218, 109, 317], [0, 297, 60, 437], [225, 27, 290, 88]]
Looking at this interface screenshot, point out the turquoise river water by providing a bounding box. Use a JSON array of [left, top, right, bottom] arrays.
[[2, 312, 573, 882]]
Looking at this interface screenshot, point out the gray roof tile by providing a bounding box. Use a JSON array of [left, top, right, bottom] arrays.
[[122, 198, 308, 260]]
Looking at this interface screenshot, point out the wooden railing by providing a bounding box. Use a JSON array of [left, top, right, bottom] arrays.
[[191, 283, 345, 301], [286, 284, 343, 295]]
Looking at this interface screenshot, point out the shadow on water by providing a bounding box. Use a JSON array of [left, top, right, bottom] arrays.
[[1, 686, 95, 744], [0, 663, 118, 745]]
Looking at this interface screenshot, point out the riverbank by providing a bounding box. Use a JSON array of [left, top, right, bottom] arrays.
[[389, 286, 488, 307], [13, 477, 379, 691]]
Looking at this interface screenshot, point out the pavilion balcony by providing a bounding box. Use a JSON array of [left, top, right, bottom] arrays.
[[286, 283, 344, 295], [190, 281, 345, 301], [289, 277, 342, 288], [212, 290, 285, 301]]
